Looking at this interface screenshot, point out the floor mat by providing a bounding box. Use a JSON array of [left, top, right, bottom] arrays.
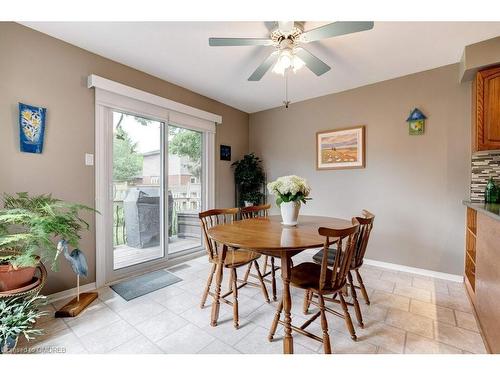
[[110, 270, 182, 301]]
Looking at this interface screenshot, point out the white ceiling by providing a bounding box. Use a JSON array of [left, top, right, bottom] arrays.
[[22, 22, 500, 113]]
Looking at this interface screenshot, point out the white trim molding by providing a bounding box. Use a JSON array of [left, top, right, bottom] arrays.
[[364, 258, 463, 283], [88, 74, 222, 125], [47, 282, 97, 303]]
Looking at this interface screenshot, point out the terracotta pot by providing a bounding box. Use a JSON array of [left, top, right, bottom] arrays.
[[0, 259, 38, 292]]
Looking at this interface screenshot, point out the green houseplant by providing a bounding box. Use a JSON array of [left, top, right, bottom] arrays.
[[0, 295, 48, 353], [0, 192, 95, 292], [231, 153, 266, 207]]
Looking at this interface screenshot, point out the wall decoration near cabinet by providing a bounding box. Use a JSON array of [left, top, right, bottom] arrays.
[[406, 108, 426, 135], [316, 126, 365, 170], [19, 103, 46, 154], [470, 151, 500, 203]]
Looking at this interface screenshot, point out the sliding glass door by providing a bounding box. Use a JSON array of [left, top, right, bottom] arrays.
[[105, 112, 204, 283], [93, 82, 217, 287]]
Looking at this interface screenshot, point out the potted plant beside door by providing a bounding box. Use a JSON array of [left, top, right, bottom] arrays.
[[232, 153, 266, 207], [0, 192, 95, 293]]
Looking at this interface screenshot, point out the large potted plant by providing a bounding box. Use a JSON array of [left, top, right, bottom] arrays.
[[0, 193, 95, 292], [0, 295, 47, 353], [267, 175, 312, 226], [232, 153, 266, 207]]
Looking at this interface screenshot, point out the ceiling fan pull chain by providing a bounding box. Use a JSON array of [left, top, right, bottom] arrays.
[[283, 68, 291, 109]]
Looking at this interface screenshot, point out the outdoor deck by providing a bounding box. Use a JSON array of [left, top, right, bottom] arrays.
[[113, 237, 201, 269]]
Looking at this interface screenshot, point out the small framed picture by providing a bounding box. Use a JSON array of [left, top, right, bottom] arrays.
[[316, 126, 365, 170], [220, 145, 231, 161]]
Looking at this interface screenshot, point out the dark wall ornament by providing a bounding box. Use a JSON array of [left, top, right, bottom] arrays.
[[220, 144, 231, 161]]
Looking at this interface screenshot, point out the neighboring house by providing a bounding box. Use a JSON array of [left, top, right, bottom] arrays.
[[141, 150, 201, 212]]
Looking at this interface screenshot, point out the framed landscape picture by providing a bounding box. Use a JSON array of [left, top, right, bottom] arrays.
[[316, 126, 365, 170]]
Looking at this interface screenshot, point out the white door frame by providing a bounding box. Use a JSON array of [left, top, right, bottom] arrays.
[[91, 78, 218, 287]]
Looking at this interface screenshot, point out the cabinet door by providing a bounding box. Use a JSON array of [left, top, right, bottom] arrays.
[[475, 66, 500, 151], [476, 213, 500, 353]]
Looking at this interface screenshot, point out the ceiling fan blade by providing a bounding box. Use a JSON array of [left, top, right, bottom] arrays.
[[301, 21, 374, 43], [248, 52, 279, 81], [278, 21, 294, 34], [209, 38, 273, 46], [294, 48, 331, 76]]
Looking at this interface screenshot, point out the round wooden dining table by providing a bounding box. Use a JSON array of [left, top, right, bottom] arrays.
[[207, 214, 352, 354]]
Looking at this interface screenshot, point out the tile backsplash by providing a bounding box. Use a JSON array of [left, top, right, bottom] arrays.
[[471, 151, 500, 202]]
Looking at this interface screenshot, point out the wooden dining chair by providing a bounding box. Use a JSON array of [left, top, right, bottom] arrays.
[[199, 208, 270, 329], [268, 220, 360, 354], [240, 204, 280, 301], [304, 210, 375, 329]]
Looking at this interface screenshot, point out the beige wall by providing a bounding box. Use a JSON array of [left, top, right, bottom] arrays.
[[250, 64, 471, 275], [0, 22, 249, 294]]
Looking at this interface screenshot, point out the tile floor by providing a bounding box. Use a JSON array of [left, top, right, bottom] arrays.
[[19, 250, 486, 354]]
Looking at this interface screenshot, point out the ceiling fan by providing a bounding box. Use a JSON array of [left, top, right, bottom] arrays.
[[208, 21, 374, 81]]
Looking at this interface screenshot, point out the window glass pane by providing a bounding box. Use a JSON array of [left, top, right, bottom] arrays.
[[167, 124, 203, 254], [112, 111, 163, 270]]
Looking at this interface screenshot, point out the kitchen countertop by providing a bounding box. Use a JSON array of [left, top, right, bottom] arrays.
[[463, 200, 500, 222]]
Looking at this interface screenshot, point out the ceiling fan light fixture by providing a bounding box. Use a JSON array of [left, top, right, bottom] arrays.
[[292, 55, 305, 73], [272, 50, 292, 75], [272, 49, 305, 75]]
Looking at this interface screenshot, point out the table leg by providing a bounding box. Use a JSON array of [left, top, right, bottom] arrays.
[[211, 244, 227, 327], [280, 253, 293, 354]]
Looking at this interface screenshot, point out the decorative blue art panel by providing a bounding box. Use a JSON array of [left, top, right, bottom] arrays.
[[19, 103, 46, 153]]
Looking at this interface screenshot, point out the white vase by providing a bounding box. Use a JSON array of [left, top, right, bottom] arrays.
[[280, 201, 301, 226]]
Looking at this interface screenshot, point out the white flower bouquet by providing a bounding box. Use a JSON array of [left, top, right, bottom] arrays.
[[267, 175, 312, 206]]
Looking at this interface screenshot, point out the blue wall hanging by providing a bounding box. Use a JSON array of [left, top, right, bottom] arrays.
[[19, 102, 46, 153]]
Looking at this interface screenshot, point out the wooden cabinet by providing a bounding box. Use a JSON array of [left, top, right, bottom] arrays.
[[473, 65, 500, 151], [476, 212, 500, 353], [465, 208, 476, 299], [464, 207, 500, 353]]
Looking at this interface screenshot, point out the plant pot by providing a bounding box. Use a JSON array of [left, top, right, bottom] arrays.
[[244, 201, 254, 207], [280, 201, 301, 226], [0, 259, 38, 292], [1, 336, 19, 354]]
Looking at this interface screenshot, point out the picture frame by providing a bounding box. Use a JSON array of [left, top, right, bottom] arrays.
[[220, 144, 231, 161], [316, 125, 366, 170]]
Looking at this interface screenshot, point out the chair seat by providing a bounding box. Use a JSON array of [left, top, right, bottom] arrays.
[[210, 249, 260, 268], [290, 262, 342, 292], [313, 247, 362, 269], [312, 247, 337, 266]]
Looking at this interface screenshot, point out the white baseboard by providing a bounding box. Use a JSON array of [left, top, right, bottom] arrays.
[[47, 282, 97, 303], [364, 258, 463, 283]]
